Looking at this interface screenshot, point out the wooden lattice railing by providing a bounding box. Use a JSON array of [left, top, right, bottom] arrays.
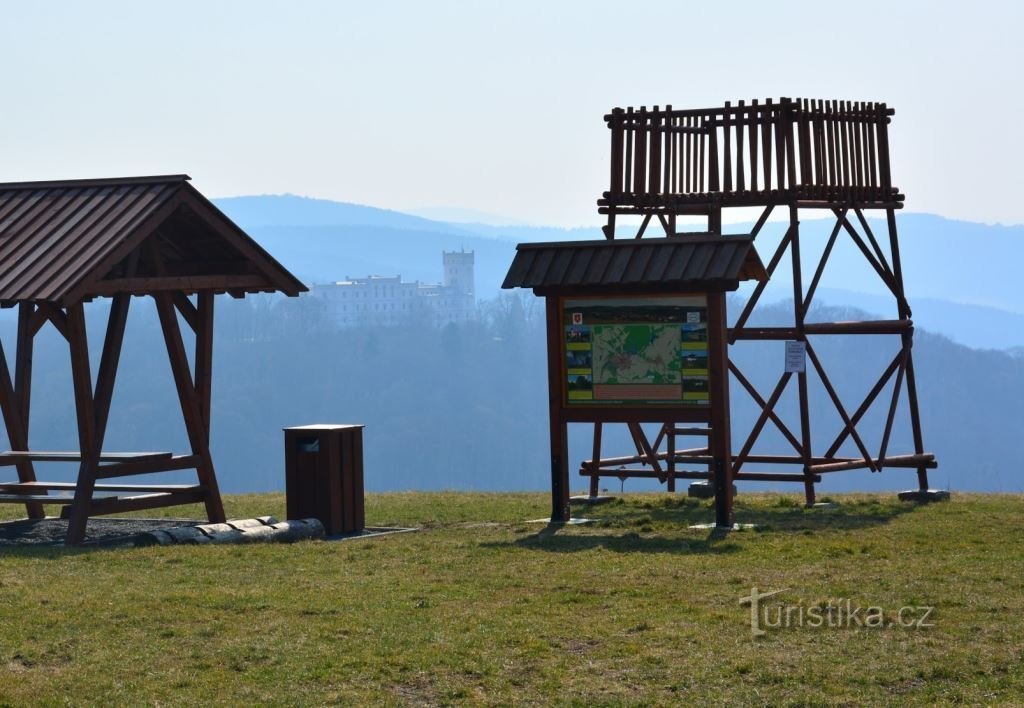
[[600, 98, 901, 211]]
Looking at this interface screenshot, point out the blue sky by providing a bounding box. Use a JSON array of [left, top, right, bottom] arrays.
[[1, 1, 1020, 226]]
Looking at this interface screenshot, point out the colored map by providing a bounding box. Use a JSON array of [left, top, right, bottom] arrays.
[[591, 324, 681, 385]]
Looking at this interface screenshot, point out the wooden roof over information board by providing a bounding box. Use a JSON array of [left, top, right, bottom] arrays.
[[0, 174, 306, 305], [502, 234, 766, 294]]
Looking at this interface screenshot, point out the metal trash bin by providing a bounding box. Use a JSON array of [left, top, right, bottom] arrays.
[[283, 424, 365, 534]]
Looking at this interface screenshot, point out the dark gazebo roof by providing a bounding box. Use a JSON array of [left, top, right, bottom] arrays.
[[502, 234, 766, 294], [0, 174, 305, 305]]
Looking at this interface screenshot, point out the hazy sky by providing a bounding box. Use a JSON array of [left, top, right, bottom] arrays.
[[1, 1, 1020, 227]]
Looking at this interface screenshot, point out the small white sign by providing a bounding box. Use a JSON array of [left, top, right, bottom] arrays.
[[785, 340, 806, 373], [686, 311, 701, 323]]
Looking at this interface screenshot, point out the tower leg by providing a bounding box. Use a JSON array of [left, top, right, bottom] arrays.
[[789, 205, 816, 505], [886, 209, 930, 491]]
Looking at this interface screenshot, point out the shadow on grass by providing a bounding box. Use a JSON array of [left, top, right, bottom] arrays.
[[497, 522, 743, 555], [492, 495, 926, 554]]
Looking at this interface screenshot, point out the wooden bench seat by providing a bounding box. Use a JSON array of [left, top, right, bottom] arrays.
[[0, 451, 173, 464]]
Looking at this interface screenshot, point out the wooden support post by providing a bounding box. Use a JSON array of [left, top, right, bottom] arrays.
[[708, 207, 722, 235], [589, 422, 601, 497], [886, 208, 929, 490], [153, 293, 226, 524], [93, 294, 131, 449], [195, 292, 214, 443], [545, 297, 570, 522], [707, 292, 733, 527], [790, 205, 816, 505], [65, 304, 101, 545], [2, 304, 42, 519], [666, 423, 676, 493]]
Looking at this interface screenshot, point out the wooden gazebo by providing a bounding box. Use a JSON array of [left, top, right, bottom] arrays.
[[0, 175, 306, 544]]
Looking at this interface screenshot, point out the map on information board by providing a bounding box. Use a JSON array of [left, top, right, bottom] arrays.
[[562, 296, 709, 406]]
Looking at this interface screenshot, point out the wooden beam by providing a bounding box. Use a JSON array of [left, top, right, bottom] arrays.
[[824, 348, 904, 457], [153, 292, 226, 524], [92, 293, 130, 454], [14, 303, 33, 435], [65, 304, 101, 545], [0, 312, 42, 519], [790, 206, 817, 505], [544, 296, 570, 522], [85, 274, 267, 296], [0, 482, 206, 493], [195, 292, 214, 443], [38, 303, 70, 341], [0, 450, 172, 464], [95, 453, 201, 479], [804, 341, 876, 472], [729, 360, 803, 455], [707, 291, 733, 527], [63, 490, 208, 518], [171, 292, 199, 332]]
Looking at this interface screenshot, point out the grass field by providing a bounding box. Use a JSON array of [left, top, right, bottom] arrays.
[[1, 492, 1022, 705]]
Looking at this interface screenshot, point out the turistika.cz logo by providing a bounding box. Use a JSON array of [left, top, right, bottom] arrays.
[[739, 587, 935, 637]]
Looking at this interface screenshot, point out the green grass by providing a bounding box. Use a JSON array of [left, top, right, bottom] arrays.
[[1, 492, 1023, 705]]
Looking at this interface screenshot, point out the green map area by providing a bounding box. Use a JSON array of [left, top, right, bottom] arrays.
[[592, 325, 681, 385]]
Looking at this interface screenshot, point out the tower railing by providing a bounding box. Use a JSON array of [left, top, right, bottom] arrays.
[[600, 98, 902, 215]]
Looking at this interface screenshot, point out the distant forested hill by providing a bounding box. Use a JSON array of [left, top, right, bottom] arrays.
[[2, 196, 1020, 496], [6, 294, 1022, 495], [213, 196, 1024, 349]]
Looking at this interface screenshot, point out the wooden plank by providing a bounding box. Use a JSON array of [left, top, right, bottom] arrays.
[[624, 108, 634, 193], [0, 494, 77, 504], [609, 108, 624, 194], [0, 482, 206, 493], [94, 454, 199, 481], [723, 102, 733, 192], [648, 107, 661, 195], [735, 100, 745, 192], [634, 106, 647, 195], [0, 450, 173, 463], [85, 274, 267, 296], [749, 99, 759, 192], [65, 490, 208, 517]]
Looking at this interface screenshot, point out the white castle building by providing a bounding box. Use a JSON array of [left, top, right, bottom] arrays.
[[309, 250, 475, 327]]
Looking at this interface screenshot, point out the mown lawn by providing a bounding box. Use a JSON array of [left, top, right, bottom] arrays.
[[1, 492, 1022, 705]]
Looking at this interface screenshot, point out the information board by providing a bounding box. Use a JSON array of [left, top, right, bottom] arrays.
[[562, 295, 710, 406]]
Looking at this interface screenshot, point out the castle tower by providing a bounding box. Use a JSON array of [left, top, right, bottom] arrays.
[[443, 249, 475, 298]]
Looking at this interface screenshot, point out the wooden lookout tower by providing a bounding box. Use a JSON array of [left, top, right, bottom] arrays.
[[0, 175, 306, 544], [504, 98, 937, 526]]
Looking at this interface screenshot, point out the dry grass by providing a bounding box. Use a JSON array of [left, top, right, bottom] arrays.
[[0, 491, 1022, 705]]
